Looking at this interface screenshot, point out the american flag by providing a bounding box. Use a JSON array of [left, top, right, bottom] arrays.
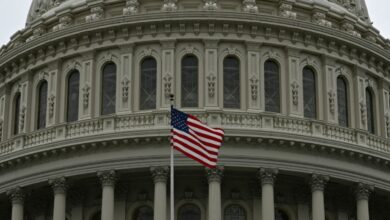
[[171, 107, 224, 168]]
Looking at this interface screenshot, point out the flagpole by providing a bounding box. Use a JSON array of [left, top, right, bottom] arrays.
[[169, 94, 175, 220]]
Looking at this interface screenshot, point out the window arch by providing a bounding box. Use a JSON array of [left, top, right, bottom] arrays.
[[275, 209, 289, 220], [13, 92, 21, 135], [178, 204, 201, 220], [224, 204, 246, 220], [101, 62, 117, 115], [223, 56, 240, 109], [37, 80, 48, 129], [181, 55, 199, 108], [303, 67, 317, 119], [264, 60, 280, 113], [133, 206, 153, 220], [337, 76, 349, 127], [366, 87, 375, 134], [67, 70, 80, 122], [140, 57, 157, 110]]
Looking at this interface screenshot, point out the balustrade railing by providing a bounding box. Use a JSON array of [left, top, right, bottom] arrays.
[[0, 111, 389, 157]]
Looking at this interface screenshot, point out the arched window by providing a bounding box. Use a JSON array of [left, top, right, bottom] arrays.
[[67, 70, 80, 122], [275, 209, 289, 220], [101, 62, 117, 115], [181, 55, 199, 108], [37, 80, 48, 129], [224, 204, 246, 220], [264, 60, 280, 113], [91, 211, 101, 220], [366, 88, 375, 134], [133, 206, 153, 220], [303, 67, 317, 119], [337, 76, 349, 127], [140, 57, 157, 110], [223, 56, 240, 108], [178, 204, 201, 220], [13, 92, 21, 135]]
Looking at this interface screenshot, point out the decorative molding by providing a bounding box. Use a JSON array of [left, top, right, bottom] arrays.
[[355, 183, 374, 200], [242, 0, 258, 13], [310, 174, 329, 192], [150, 166, 169, 183], [86, 6, 104, 23], [279, 3, 296, 19], [123, 0, 139, 15], [257, 168, 278, 185], [359, 100, 367, 125], [7, 187, 24, 204], [19, 105, 27, 132], [328, 90, 336, 114], [207, 73, 216, 97], [97, 170, 117, 187], [203, 0, 218, 10], [342, 22, 361, 38], [49, 177, 67, 194], [162, 0, 178, 12], [82, 84, 90, 109], [312, 12, 332, 28], [291, 81, 299, 106], [249, 75, 259, 100], [205, 166, 224, 183], [122, 77, 130, 102], [163, 74, 173, 97], [53, 15, 72, 32], [48, 94, 55, 117]]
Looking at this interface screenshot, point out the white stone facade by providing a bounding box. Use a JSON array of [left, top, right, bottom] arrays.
[[0, 0, 390, 219]]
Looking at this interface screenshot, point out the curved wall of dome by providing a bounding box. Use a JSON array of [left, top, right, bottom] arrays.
[[0, 0, 390, 220]]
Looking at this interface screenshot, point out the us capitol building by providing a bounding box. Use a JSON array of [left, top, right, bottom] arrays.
[[1, 0, 390, 219]]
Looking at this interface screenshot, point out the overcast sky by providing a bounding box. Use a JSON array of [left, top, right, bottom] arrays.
[[0, 1, 389, 47]]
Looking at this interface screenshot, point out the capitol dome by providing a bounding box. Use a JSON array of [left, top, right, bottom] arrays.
[[0, 0, 390, 220]]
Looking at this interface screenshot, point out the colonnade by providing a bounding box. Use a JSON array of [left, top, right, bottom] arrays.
[[5, 167, 374, 220]]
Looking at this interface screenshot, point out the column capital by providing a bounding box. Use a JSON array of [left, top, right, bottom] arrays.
[[49, 177, 67, 194], [355, 183, 374, 200], [257, 168, 278, 185], [150, 166, 169, 183], [310, 174, 329, 192], [7, 187, 24, 204], [97, 170, 117, 187], [205, 166, 224, 183]]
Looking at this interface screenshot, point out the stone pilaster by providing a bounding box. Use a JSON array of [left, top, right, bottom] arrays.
[[98, 170, 117, 220], [206, 166, 224, 220], [310, 174, 329, 220], [257, 168, 278, 220], [355, 183, 374, 220], [151, 166, 169, 220], [7, 187, 24, 220], [49, 177, 67, 220]]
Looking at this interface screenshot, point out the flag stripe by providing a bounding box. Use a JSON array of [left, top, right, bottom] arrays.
[[187, 117, 225, 136], [173, 144, 217, 168], [173, 129, 218, 158], [173, 129, 219, 153]]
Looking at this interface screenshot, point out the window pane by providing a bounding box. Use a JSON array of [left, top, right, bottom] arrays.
[[264, 60, 280, 113], [337, 77, 349, 127], [223, 56, 240, 108], [133, 206, 153, 220], [181, 55, 199, 108], [303, 67, 316, 119], [224, 205, 246, 220], [140, 57, 157, 110], [14, 93, 21, 135], [366, 88, 375, 134], [37, 80, 48, 129], [101, 63, 117, 115], [67, 71, 80, 122], [178, 204, 201, 220]]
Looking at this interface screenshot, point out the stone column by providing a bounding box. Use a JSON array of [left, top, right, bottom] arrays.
[[258, 168, 278, 220], [7, 187, 24, 220], [151, 166, 169, 220], [98, 170, 117, 220], [206, 166, 224, 220], [310, 174, 329, 220], [355, 183, 373, 220], [49, 177, 67, 220]]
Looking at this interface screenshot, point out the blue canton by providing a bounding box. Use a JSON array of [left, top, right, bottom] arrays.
[[171, 107, 189, 133]]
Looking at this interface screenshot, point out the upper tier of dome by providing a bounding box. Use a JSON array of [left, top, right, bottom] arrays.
[[26, 0, 371, 25]]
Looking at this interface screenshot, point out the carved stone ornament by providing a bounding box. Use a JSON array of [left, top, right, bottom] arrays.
[[86, 6, 104, 23], [184, 189, 194, 200], [279, 3, 297, 19], [0, 119, 3, 141], [142, 48, 153, 57], [48, 94, 55, 117], [359, 100, 367, 125], [53, 15, 72, 32], [26, 27, 45, 42], [122, 77, 130, 102], [355, 183, 374, 200], [342, 22, 361, 38], [312, 12, 332, 28], [150, 166, 169, 183], [97, 170, 117, 187], [163, 74, 173, 97], [257, 168, 278, 185], [207, 73, 216, 97], [7, 187, 24, 204], [328, 90, 336, 114], [206, 166, 224, 183], [310, 174, 329, 192], [38, 71, 49, 81], [123, 0, 139, 15], [137, 191, 149, 201], [49, 177, 67, 194], [242, 0, 258, 13], [203, 0, 218, 10], [291, 81, 299, 106], [82, 84, 90, 109], [20, 106, 27, 131], [162, 0, 178, 12], [250, 75, 259, 100], [386, 113, 390, 137]]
